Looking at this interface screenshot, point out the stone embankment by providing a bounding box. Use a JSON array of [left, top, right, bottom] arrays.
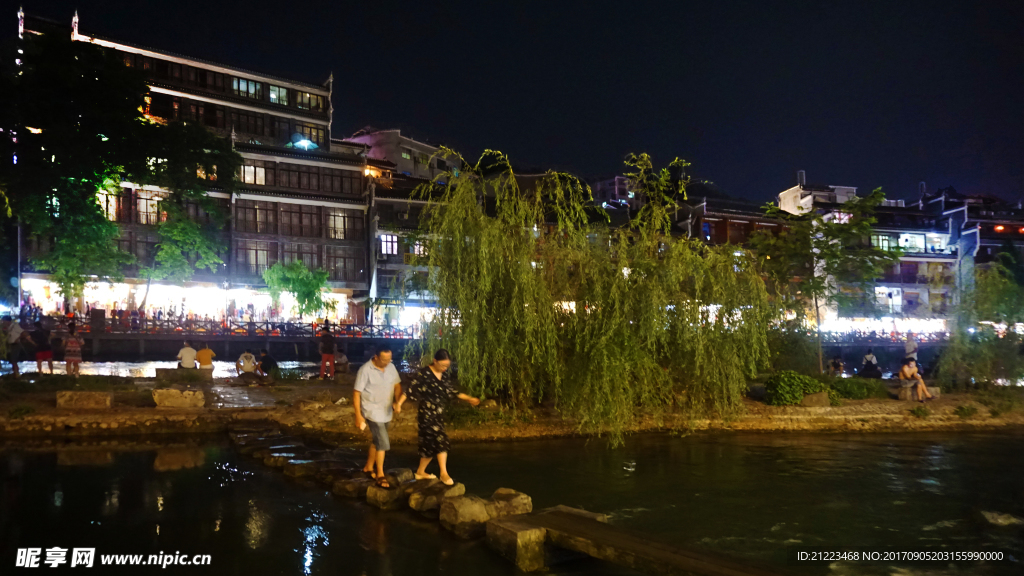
[[1, 384, 1022, 439]]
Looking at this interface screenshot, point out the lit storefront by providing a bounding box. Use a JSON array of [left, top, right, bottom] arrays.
[[19, 278, 351, 322]]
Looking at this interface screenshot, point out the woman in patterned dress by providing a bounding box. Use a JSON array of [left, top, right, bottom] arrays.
[[404, 349, 479, 485], [62, 324, 84, 379]]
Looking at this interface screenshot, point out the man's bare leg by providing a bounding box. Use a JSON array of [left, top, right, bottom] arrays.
[[374, 449, 386, 480], [363, 444, 378, 476]]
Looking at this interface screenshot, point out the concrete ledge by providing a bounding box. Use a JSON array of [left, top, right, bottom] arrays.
[[152, 389, 206, 408], [486, 515, 547, 572], [56, 391, 112, 409], [155, 368, 213, 383]]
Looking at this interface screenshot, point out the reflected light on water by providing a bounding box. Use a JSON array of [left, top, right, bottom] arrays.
[[157, 495, 164, 512], [245, 500, 270, 550], [5, 360, 319, 379], [300, 510, 329, 575]]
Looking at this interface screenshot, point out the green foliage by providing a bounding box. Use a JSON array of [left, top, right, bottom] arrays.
[[749, 189, 900, 370], [764, 370, 818, 405], [975, 387, 1023, 417], [0, 32, 239, 300], [766, 327, 819, 375], [909, 406, 930, 419], [825, 376, 890, 400], [263, 261, 336, 319], [415, 151, 773, 439], [8, 405, 35, 420], [938, 261, 1024, 389], [953, 404, 978, 419]]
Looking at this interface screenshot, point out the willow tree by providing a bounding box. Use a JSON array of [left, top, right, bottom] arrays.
[[414, 150, 774, 437]]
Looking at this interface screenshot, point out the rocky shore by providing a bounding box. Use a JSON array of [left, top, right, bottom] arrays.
[[1, 374, 1021, 440]]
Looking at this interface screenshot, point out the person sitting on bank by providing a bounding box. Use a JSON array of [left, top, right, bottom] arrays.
[[257, 349, 279, 379], [334, 343, 349, 374], [236, 349, 258, 376], [898, 358, 933, 403], [350, 346, 404, 488], [177, 340, 197, 369], [828, 355, 844, 376], [196, 342, 216, 370], [860, 348, 882, 379]]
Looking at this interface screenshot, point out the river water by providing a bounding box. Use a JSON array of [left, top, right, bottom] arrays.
[[1, 432, 1021, 575]]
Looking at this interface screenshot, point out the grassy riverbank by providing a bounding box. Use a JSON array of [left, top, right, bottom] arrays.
[[1, 373, 1023, 439]]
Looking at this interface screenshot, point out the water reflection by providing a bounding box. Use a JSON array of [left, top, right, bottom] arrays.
[[1, 434, 1021, 575], [5, 360, 319, 379], [245, 499, 271, 550]]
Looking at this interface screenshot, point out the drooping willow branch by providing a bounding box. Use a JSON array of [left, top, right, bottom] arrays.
[[410, 150, 774, 440]]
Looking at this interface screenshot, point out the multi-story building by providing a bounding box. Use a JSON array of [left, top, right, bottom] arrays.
[[347, 127, 460, 181], [17, 11, 383, 322], [591, 176, 640, 210]]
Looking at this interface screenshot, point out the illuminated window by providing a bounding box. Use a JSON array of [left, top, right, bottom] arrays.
[[136, 191, 163, 225], [295, 92, 324, 112], [381, 234, 398, 255], [412, 242, 426, 256], [269, 86, 289, 106], [295, 123, 325, 146], [241, 165, 266, 185], [401, 152, 411, 160], [232, 78, 263, 99], [197, 165, 218, 181], [870, 234, 892, 251]]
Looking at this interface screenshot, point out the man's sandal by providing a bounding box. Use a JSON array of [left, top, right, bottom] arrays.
[[375, 476, 390, 488]]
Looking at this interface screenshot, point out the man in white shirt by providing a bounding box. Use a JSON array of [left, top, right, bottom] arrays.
[[236, 349, 258, 376], [350, 346, 405, 488], [904, 334, 919, 361], [177, 340, 197, 369], [3, 316, 28, 377]]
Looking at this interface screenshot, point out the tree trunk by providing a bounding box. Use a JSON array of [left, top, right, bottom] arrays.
[[814, 293, 823, 374], [138, 252, 158, 312]]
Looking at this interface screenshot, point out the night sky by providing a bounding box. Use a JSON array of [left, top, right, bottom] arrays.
[[10, 0, 1024, 202]]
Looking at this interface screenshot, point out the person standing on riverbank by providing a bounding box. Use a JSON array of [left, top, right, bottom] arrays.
[[62, 325, 84, 379], [352, 347, 404, 488], [402, 349, 480, 485], [2, 316, 29, 377], [319, 328, 336, 380], [31, 321, 54, 375], [905, 333, 919, 361]]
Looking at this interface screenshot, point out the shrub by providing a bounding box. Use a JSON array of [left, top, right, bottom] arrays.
[[827, 376, 890, 400], [909, 406, 930, 419], [8, 405, 35, 419], [975, 387, 1023, 418], [765, 370, 834, 406], [953, 405, 978, 419]]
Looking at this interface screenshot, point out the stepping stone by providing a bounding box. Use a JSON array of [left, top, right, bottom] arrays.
[[315, 464, 360, 485], [384, 468, 414, 485], [400, 478, 440, 497], [236, 437, 299, 454], [284, 459, 320, 478], [333, 477, 373, 498], [366, 484, 406, 510], [440, 495, 493, 539], [409, 482, 466, 512], [486, 488, 533, 518], [264, 452, 302, 467], [251, 444, 305, 459]]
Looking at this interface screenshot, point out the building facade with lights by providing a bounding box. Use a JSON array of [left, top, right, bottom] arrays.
[[16, 11, 392, 322]]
